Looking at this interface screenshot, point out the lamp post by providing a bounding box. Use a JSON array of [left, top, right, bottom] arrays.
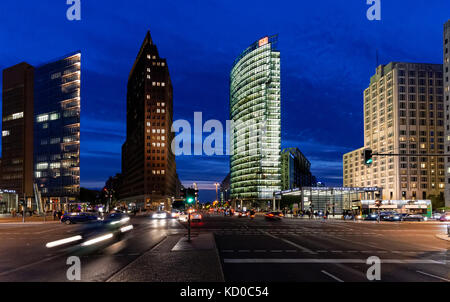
[[214, 183, 219, 203]]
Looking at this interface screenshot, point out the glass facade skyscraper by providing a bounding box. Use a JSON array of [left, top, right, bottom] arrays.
[[33, 52, 81, 205], [230, 36, 281, 203]]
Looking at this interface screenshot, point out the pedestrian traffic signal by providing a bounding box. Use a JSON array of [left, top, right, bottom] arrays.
[[363, 149, 373, 166]]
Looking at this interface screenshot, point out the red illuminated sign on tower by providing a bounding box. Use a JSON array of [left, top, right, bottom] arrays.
[[258, 37, 269, 47]]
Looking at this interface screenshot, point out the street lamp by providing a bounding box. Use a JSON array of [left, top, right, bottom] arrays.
[[214, 183, 219, 202]]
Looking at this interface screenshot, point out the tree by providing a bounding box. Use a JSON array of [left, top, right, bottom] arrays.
[[80, 187, 102, 204], [429, 194, 445, 210]]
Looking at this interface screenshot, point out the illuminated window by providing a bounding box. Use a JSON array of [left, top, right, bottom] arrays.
[[50, 113, 60, 120], [2, 130, 10, 137], [36, 163, 48, 170], [37, 114, 49, 123], [50, 162, 61, 169], [12, 112, 24, 120]]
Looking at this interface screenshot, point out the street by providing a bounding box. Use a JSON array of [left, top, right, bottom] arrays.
[[0, 214, 448, 282]]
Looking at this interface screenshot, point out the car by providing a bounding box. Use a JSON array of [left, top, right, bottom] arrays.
[[191, 212, 202, 222], [439, 212, 450, 221], [47, 213, 133, 249], [152, 211, 168, 219], [265, 211, 284, 220], [238, 211, 249, 218], [402, 214, 426, 221], [431, 212, 443, 220], [178, 212, 188, 222], [79, 213, 133, 245], [365, 213, 379, 221], [384, 213, 402, 222], [60, 212, 99, 225], [380, 211, 397, 221], [171, 210, 180, 218]]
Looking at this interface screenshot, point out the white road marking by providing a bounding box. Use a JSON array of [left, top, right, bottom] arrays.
[[321, 270, 344, 282], [260, 231, 317, 254], [416, 270, 450, 282], [223, 258, 446, 264]]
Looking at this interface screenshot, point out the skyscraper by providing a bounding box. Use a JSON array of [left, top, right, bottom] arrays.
[[120, 31, 177, 209], [443, 20, 450, 207], [281, 147, 316, 190], [344, 62, 445, 200], [33, 52, 81, 207], [1, 63, 34, 201], [230, 36, 281, 205]]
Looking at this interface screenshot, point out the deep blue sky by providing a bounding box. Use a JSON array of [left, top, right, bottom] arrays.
[[0, 1, 448, 201]]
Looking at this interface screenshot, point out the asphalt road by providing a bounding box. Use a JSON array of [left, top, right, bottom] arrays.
[[0, 216, 184, 281], [202, 214, 449, 282], [0, 213, 448, 282]]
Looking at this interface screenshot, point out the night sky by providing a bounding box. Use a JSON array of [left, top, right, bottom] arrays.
[[0, 1, 448, 201]]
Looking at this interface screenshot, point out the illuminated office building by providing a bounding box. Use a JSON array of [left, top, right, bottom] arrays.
[[443, 20, 450, 207], [120, 31, 177, 209], [281, 147, 316, 190], [230, 36, 281, 204], [1, 63, 35, 200], [344, 62, 445, 200], [33, 52, 81, 206]]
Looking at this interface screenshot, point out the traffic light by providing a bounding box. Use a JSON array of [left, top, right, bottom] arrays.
[[375, 200, 382, 207], [185, 188, 196, 204], [363, 148, 373, 166]]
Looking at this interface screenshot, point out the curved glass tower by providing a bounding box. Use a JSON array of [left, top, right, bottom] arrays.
[[230, 36, 281, 203]]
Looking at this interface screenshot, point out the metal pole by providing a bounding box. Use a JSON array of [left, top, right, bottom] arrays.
[[22, 193, 25, 223], [188, 209, 191, 242], [377, 205, 380, 223]]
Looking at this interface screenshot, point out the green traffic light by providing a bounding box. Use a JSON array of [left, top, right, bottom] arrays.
[[187, 197, 194, 204]]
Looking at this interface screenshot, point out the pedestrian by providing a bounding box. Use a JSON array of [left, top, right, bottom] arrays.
[[53, 210, 57, 220]]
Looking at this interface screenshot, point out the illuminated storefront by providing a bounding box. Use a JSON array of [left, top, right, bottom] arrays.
[[0, 190, 19, 214], [230, 35, 281, 203], [275, 187, 383, 215]]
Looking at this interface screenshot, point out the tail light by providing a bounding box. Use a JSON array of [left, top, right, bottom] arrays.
[[279, 214, 284, 217], [268, 214, 274, 217]]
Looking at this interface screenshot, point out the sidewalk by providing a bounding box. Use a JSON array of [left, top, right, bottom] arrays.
[[0, 216, 60, 224], [108, 232, 225, 282]]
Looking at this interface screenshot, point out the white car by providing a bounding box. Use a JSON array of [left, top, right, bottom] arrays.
[[178, 212, 188, 222], [191, 212, 202, 222], [177, 212, 202, 222], [152, 211, 168, 219]]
